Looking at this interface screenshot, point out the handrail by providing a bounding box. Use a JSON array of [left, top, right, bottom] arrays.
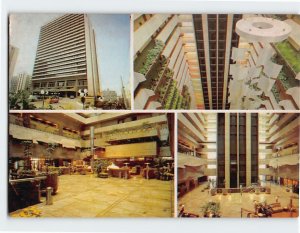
[[9, 176, 47, 184]]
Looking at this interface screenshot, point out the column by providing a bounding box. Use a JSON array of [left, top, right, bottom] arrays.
[[246, 113, 252, 186], [225, 113, 230, 188]]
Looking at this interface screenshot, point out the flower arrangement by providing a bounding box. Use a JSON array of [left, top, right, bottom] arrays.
[[10, 206, 42, 218]]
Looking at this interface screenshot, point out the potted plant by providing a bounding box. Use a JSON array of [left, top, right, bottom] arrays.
[[40, 143, 59, 194], [94, 159, 110, 178], [201, 201, 221, 217]]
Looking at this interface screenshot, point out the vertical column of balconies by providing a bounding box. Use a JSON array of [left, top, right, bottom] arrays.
[[134, 14, 202, 109], [178, 113, 217, 181], [259, 113, 299, 182]]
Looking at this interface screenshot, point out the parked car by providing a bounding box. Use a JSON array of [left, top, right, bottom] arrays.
[[49, 96, 59, 104]]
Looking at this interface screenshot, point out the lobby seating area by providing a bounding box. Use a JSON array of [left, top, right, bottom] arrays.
[[8, 113, 175, 217], [179, 181, 299, 218]]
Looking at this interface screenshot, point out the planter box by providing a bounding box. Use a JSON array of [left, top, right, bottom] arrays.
[[40, 172, 58, 194]]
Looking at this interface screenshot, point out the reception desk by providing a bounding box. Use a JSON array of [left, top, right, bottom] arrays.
[[108, 168, 130, 179]]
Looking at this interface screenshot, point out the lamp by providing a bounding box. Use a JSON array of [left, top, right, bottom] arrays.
[[78, 89, 88, 109], [40, 89, 48, 109]]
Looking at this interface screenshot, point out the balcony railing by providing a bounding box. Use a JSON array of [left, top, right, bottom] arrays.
[[103, 127, 158, 142], [9, 118, 80, 140]]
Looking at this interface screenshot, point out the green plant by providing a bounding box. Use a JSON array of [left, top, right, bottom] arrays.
[[9, 90, 36, 110], [248, 82, 261, 91], [275, 40, 300, 73], [201, 201, 221, 217], [94, 159, 110, 177], [139, 40, 165, 75], [171, 91, 179, 109], [164, 80, 177, 109], [181, 85, 191, 109], [271, 85, 281, 102], [176, 95, 183, 109], [48, 104, 54, 110], [277, 69, 299, 90], [45, 143, 58, 162], [21, 140, 32, 170]]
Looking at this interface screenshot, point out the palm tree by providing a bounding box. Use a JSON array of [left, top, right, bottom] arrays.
[[45, 143, 58, 168], [21, 140, 32, 170], [9, 90, 34, 110]]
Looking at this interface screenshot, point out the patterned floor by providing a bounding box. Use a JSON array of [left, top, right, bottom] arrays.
[[178, 182, 299, 218], [10, 174, 174, 218]]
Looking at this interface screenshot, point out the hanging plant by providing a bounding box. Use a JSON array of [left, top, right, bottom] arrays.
[[271, 85, 281, 102], [139, 40, 165, 75]]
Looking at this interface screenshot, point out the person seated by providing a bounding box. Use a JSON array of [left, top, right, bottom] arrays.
[[178, 204, 199, 218]]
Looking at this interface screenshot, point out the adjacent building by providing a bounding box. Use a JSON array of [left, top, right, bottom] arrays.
[[9, 45, 19, 82], [102, 89, 117, 102], [10, 73, 31, 93], [31, 14, 101, 98]]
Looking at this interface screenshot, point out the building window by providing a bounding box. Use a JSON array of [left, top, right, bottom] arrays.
[[78, 79, 87, 86], [48, 82, 55, 87], [41, 82, 47, 87], [58, 81, 65, 87], [33, 83, 40, 88], [67, 80, 75, 86]]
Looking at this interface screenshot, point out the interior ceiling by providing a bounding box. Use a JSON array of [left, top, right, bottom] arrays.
[[62, 113, 132, 125], [76, 113, 101, 118], [23, 113, 131, 128]]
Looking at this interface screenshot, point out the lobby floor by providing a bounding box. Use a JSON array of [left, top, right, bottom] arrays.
[[178, 183, 299, 218], [10, 174, 174, 218]]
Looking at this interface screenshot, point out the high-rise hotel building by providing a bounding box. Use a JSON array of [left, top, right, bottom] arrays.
[[32, 14, 101, 98]]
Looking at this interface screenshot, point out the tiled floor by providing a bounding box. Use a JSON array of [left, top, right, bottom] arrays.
[[178, 182, 299, 218], [10, 174, 174, 218]]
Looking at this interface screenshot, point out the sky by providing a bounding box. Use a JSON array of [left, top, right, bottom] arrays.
[[9, 14, 130, 95]]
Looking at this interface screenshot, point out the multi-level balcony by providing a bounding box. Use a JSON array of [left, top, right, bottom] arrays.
[[82, 115, 168, 142], [9, 115, 81, 140]]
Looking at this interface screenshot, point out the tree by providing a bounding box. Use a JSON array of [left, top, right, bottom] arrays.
[[45, 143, 58, 166], [21, 140, 33, 170], [9, 90, 36, 110]]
